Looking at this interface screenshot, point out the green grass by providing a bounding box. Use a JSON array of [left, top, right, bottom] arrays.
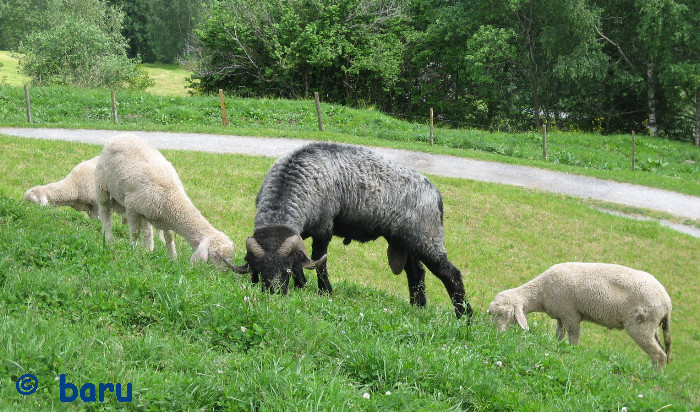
[[142, 62, 192, 97], [0, 51, 30, 86], [0, 136, 698, 409]]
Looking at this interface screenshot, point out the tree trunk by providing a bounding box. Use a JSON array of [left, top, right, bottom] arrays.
[[646, 62, 658, 137], [695, 89, 700, 147], [533, 82, 541, 130]]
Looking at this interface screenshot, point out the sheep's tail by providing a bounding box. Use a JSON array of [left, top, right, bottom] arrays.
[[661, 313, 671, 363]]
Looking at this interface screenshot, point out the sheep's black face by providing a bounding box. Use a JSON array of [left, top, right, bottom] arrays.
[[237, 225, 325, 295], [246, 252, 296, 295]]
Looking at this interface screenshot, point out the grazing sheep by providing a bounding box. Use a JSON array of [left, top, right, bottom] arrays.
[[229, 142, 471, 320], [95, 133, 233, 265], [25, 156, 168, 249], [25, 157, 104, 219], [488, 262, 672, 369]]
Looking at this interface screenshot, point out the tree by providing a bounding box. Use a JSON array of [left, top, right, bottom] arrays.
[[0, 0, 52, 50], [107, 0, 155, 62], [148, 0, 210, 64], [595, 0, 696, 140], [186, 0, 408, 106], [17, 0, 152, 89]]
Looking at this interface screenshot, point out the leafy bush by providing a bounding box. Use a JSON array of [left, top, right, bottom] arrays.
[[17, 0, 152, 89]]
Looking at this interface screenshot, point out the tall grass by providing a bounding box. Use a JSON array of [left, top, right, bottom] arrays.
[[0, 136, 698, 409]]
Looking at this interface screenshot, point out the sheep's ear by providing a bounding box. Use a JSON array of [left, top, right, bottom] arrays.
[[190, 239, 210, 264], [387, 243, 407, 275], [515, 307, 529, 330]]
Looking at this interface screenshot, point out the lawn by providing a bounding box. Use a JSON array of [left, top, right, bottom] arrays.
[[0, 136, 697, 409]]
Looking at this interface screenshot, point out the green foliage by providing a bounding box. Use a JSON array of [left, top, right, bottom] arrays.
[[0, 137, 698, 409], [15, 0, 153, 89], [187, 0, 410, 103]]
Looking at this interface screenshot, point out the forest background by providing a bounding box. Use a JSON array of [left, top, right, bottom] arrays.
[[0, 0, 698, 143]]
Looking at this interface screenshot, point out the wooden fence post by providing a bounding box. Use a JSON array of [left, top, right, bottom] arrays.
[[429, 108, 434, 145], [542, 124, 548, 160], [110, 90, 118, 124], [219, 89, 228, 126], [24, 84, 32, 123], [314, 92, 324, 131], [632, 131, 636, 171]]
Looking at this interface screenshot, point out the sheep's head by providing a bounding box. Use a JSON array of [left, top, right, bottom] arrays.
[[24, 187, 48, 206], [487, 292, 529, 331], [190, 231, 235, 268], [227, 225, 326, 294]]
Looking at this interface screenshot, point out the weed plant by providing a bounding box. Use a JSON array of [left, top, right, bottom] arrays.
[[0, 137, 698, 409]]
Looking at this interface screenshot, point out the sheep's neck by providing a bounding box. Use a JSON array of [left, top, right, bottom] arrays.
[[165, 196, 217, 250], [517, 278, 547, 314]]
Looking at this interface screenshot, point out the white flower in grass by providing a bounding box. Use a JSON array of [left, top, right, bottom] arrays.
[[362, 393, 371, 399], [241, 326, 247, 332], [243, 296, 250, 303], [495, 360, 503, 367], [359, 312, 365, 319], [385, 391, 392, 396], [621, 407, 627, 412], [638, 394, 644, 398]]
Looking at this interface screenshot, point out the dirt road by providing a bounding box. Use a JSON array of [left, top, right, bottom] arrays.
[[2, 127, 698, 236]]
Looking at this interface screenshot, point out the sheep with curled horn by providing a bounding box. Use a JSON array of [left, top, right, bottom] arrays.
[[229, 142, 472, 320]]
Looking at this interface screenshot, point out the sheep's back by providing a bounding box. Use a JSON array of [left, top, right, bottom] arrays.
[[255, 143, 446, 253], [97, 134, 185, 214], [540, 263, 671, 328]]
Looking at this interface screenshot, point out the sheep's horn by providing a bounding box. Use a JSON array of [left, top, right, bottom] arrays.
[[278, 234, 304, 257], [213, 252, 250, 274], [246, 237, 265, 258]]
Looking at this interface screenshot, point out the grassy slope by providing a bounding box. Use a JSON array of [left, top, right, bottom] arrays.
[[0, 136, 697, 409], [142, 62, 192, 97], [0, 50, 29, 85]]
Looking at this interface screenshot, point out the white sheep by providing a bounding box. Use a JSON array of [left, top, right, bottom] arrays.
[[24, 156, 166, 247], [488, 262, 672, 369], [25, 157, 104, 219], [95, 133, 234, 266]]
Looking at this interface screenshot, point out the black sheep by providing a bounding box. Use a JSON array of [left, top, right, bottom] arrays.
[[230, 142, 472, 320]]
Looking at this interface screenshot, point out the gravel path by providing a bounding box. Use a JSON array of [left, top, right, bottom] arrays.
[[2, 127, 698, 236]]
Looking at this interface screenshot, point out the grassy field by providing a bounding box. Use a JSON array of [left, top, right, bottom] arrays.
[[0, 51, 30, 85], [0, 136, 698, 409], [0, 51, 698, 198], [142, 62, 192, 97]]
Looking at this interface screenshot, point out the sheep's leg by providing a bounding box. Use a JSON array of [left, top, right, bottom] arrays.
[[423, 255, 470, 320], [126, 212, 142, 249], [163, 230, 177, 259], [404, 254, 426, 307], [626, 323, 667, 370], [562, 319, 581, 345], [311, 236, 332, 294], [141, 220, 154, 251], [291, 262, 307, 288], [97, 199, 114, 245], [556, 319, 566, 340], [87, 206, 99, 220]]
